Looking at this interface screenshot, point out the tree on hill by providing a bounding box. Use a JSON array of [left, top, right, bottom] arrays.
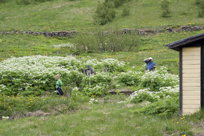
[[195, 0, 204, 17], [161, 0, 171, 18]]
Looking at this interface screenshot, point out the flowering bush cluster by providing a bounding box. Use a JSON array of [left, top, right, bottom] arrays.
[[85, 58, 126, 72], [80, 73, 113, 96], [129, 85, 179, 116], [118, 71, 142, 86], [53, 43, 75, 49], [0, 56, 124, 96], [117, 67, 178, 91], [0, 55, 179, 99], [129, 85, 179, 103], [140, 67, 179, 91]]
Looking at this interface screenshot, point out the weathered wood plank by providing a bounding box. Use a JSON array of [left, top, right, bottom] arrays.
[[183, 65, 200, 69], [183, 108, 200, 115], [183, 96, 200, 100], [183, 105, 200, 109], [183, 74, 200, 78], [183, 100, 200, 105]]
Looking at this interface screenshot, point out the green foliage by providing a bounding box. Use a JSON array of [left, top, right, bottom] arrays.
[[0, 56, 127, 97], [0, 0, 6, 3], [74, 32, 139, 52], [129, 86, 179, 103], [15, 0, 79, 5], [140, 67, 179, 91], [94, 2, 116, 25], [195, 0, 204, 17], [195, 0, 202, 5], [136, 96, 179, 116], [66, 71, 85, 87], [121, 8, 130, 17], [131, 90, 156, 103], [94, 0, 131, 25], [118, 71, 142, 86], [161, 0, 171, 18], [1, 0, 204, 31], [0, 95, 76, 117], [81, 73, 113, 96]]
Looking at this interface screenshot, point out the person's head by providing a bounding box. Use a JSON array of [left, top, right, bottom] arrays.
[[86, 65, 91, 69], [54, 74, 61, 80], [144, 58, 150, 63], [148, 57, 153, 62]]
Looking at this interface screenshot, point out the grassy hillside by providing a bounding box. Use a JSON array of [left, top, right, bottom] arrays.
[[1, 30, 204, 73], [1, 0, 204, 135], [0, 0, 204, 31]]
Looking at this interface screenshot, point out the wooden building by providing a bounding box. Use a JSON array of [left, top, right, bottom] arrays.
[[166, 33, 204, 115]]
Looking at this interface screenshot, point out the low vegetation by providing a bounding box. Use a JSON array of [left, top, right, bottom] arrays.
[[161, 0, 171, 18], [0, 0, 204, 31], [0, 0, 204, 135]]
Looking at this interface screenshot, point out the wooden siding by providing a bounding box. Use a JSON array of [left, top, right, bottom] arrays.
[[182, 47, 201, 115]]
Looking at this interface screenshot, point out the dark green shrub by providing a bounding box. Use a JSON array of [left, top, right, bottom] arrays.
[[121, 8, 130, 16], [73, 32, 139, 53], [195, 0, 204, 17], [195, 0, 202, 5], [161, 0, 171, 18], [94, 0, 131, 25], [118, 72, 142, 86], [0, 0, 6, 3], [135, 97, 179, 116], [94, 2, 116, 25]]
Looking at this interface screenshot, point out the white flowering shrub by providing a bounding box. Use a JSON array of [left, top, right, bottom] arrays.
[[140, 67, 179, 91], [0, 55, 179, 99], [53, 43, 75, 48], [0, 56, 83, 95], [100, 58, 126, 72], [81, 73, 113, 96], [89, 98, 98, 104], [0, 56, 124, 96], [128, 86, 179, 103], [118, 71, 142, 86], [85, 58, 126, 72]]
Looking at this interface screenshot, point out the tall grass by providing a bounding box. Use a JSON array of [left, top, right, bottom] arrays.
[[73, 31, 139, 53], [0, 98, 201, 136]]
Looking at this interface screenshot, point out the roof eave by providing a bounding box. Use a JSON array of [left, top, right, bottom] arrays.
[[165, 33, 204, 50]]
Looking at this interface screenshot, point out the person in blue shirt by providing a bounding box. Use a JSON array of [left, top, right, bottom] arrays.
[[144, 57, 156, 71]]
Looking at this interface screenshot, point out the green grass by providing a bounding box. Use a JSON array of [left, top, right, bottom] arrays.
[[0, 0, 204, 31], [72, 29, 204, 74], [1, 30, 204, 73], [0, 0, 101, 31], [1, 0, 204, 134], [0, 34, 73, 61], [0, 95, 203, 136]]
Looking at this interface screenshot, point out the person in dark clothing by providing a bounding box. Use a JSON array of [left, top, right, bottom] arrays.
[[84, 65, 96, 76], [144, 57, 156, 71]]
